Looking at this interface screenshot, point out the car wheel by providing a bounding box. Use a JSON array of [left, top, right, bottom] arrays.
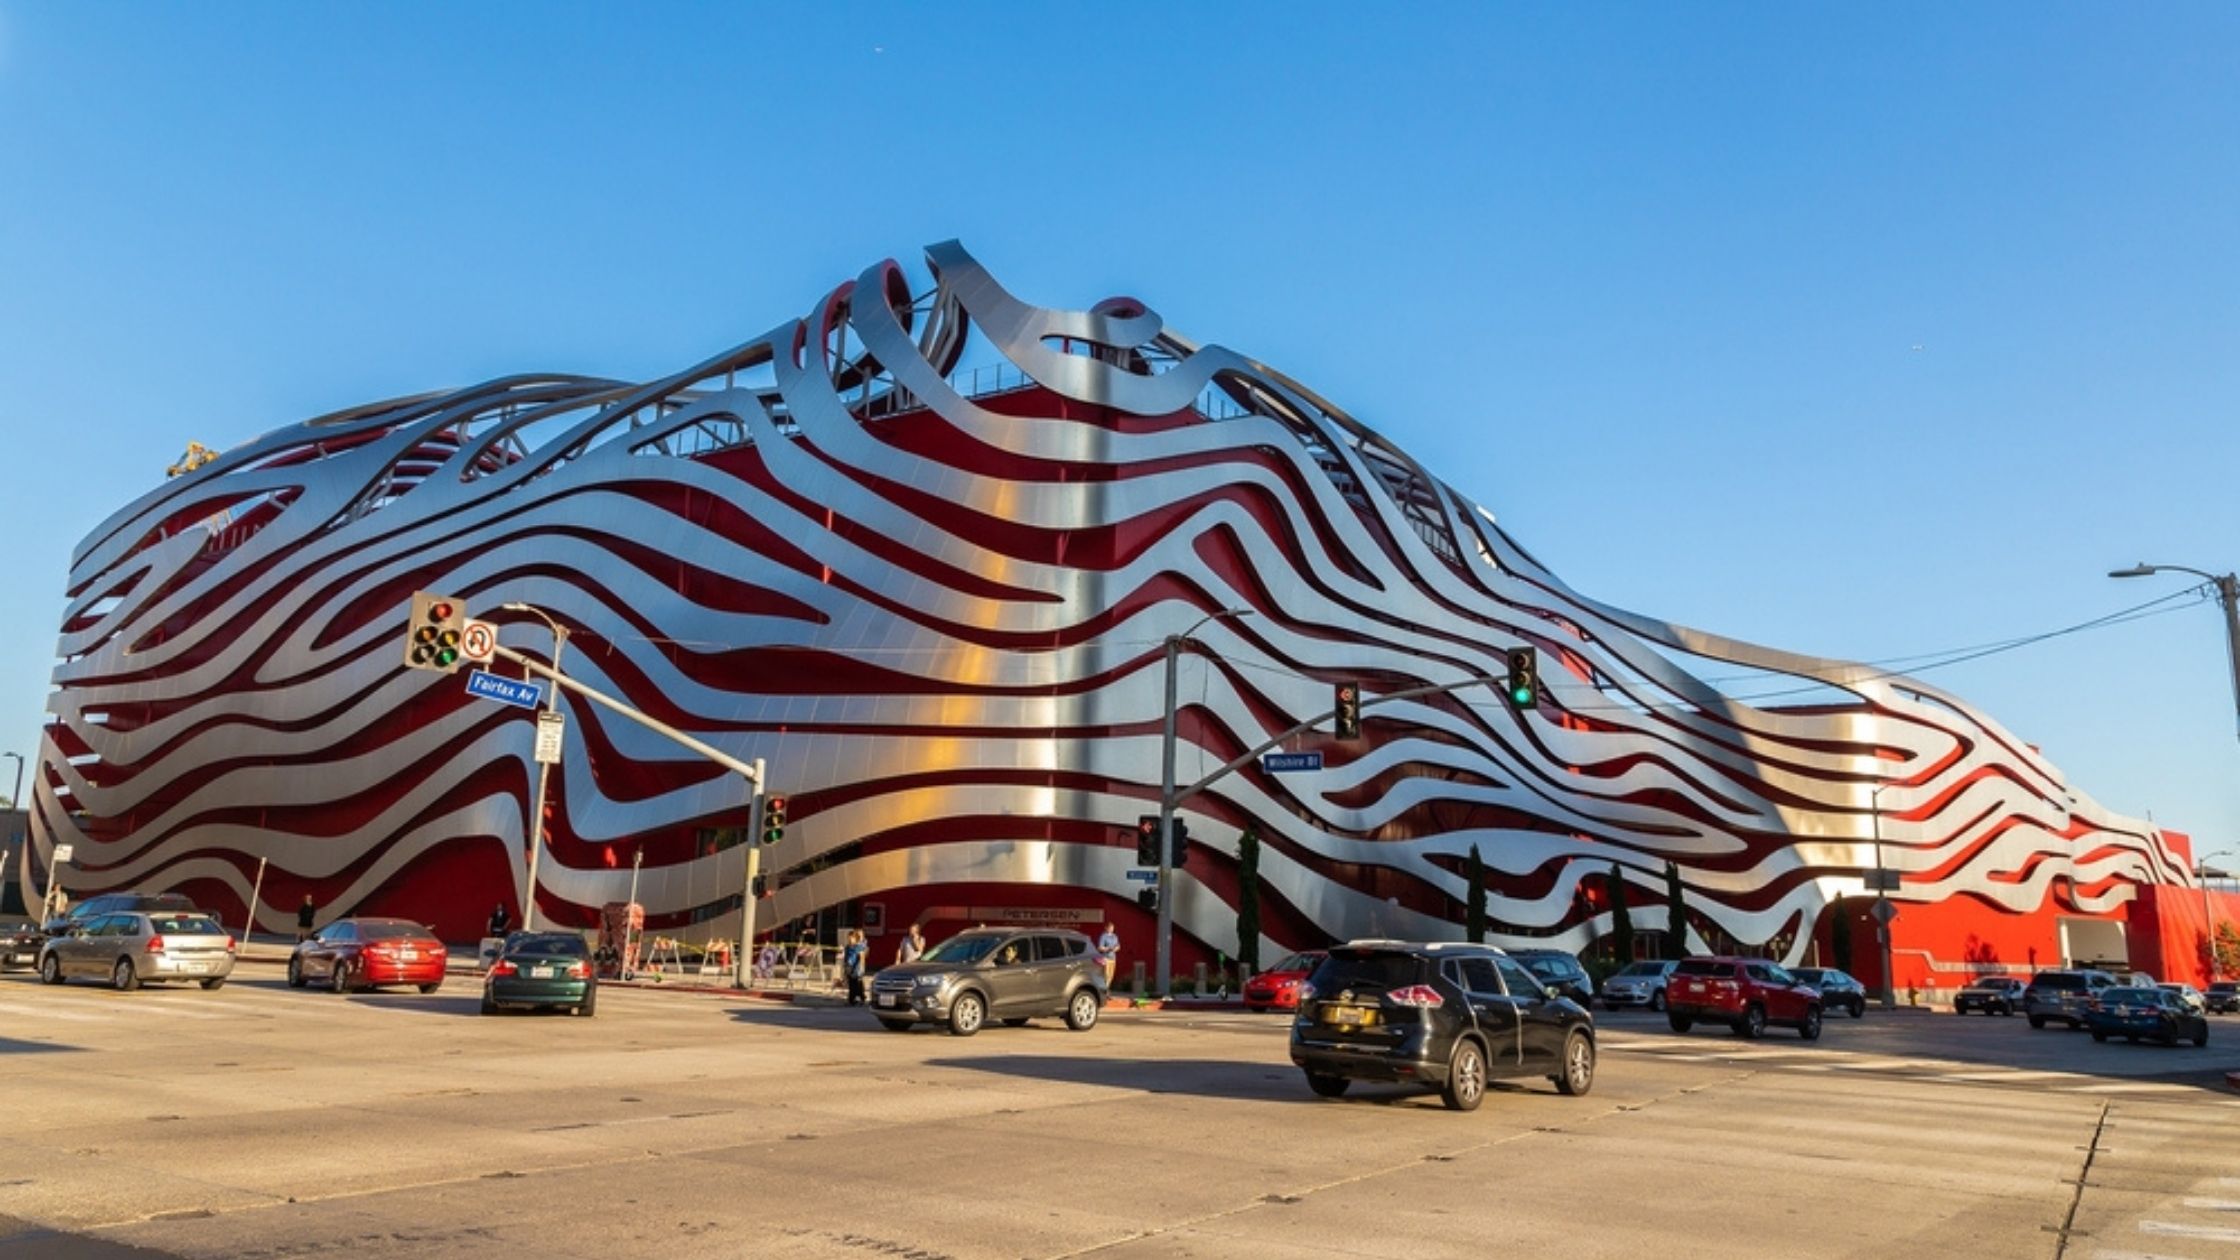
[[2193, 1026, 2209, 1048], [1667, 1014, 1693, 1033], [1002, 1017, 1031, 1027], [287, 956, 306, 989], [329, 961, 353, 994], [2028, 1015, 2047, 1029], [200, 978, 225, 990], [418, 982, 441, 995], [1553, 1031, 1596, 1096], [112, 957, 138, 992], [1953, 1002, 1966, 1016], [575, 988, 596, 1018], [1065, 988, 1101, 1032], [1650, 989, 1666, 1013], [480, 995, 499, 1016], [1799, 1005, 1823, 1041], [1998, 1003, 2013, 1016], [1850, 997, 1866, 1019], [2090, 1029, 2107, 1042], [38, 953, 63, 986], [1305, 1072, 1351, 1098], [947, 991, 986, 1037], [877, 1017, 914, 1033], [1441, 1039, 1486, 1112], [1735, 1005, 1766, 1039]]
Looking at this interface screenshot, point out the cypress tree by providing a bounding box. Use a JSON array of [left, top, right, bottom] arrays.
[[1664, 861, 1690, 957], [1609, 863, 1634, 963], [1236, 824, 1261, 975], [1466, 844, 1489, 943]]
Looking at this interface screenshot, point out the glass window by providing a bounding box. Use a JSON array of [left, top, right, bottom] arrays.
[[1067, 937, 1088, 957], [1495, 957, 1544, 998], [320, 923, 355, 943], [360, 921, 430, 941], [1458, 958, 1503, 995], [1031, 936, 1069, 963], [149, 915, 223, 936], [920, 934, 998, 965], [1674, 960, 1734, 978], [504, 933, 587, 957], [1307, 951, 1422, 995], [992, 939, 1029, 967], [1764, 965, 1797, 986]]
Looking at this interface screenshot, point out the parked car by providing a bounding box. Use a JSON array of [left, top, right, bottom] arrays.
[[483, 932, 596, 1016], [1790, 967, 1868, 1018], [288, 918, 447, 993], [1665, 956, 1823, 1040], [1288, 940, 1596, 1112], [1508, 948, 1596, 1005], [37, 911, 235, 990], [43, 892, 197, 937], [2158, 982, 2207, 1015], [1599, 960, 1677, 1012], [2023, 969, 2121, 1029], [1954, 976, 2027, 1016], [2207, 982, 2240, 1015], [1244, 950, 1328, 1012], [2084, 986, 2209, 1047], [0, 915, 45, 972], [867, 927, 1106, 1035]]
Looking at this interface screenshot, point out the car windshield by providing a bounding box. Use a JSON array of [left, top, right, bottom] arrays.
[[1673, 960, 1733, 977], [504, 933, 586, 957], [360, 921, 430, 940], [1307, 952, 1421, 995], [1613, 962, 1666, 977], [2101, 988, 2158, 1004], [1522, 959, 1561, 977], [149, 915, 224, 935], [1269, 952, 1320, 973], [919, 934, 1001, 965]]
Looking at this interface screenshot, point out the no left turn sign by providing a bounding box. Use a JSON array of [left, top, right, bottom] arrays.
[[461, 620, 498, 664]]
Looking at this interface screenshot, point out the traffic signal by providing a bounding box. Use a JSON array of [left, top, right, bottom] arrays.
[[1136, 887, 1158, 912], [405, 592, 467, 673], [1134, 815, 1160, 866], [761, 793, 788, 846], [1334, 680, 1361, 740], [1504, 646, 1539, 710], [1170, 818, 1191, 868]]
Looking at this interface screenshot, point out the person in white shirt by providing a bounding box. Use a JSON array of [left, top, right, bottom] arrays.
[[896, 923, 925, 965], [1095, 923, 1121, 986]]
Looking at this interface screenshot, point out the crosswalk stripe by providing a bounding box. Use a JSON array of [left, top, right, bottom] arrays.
[[2140, 1221, 2240, 1243]]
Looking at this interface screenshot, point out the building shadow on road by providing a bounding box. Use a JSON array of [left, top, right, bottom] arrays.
[[917, 1053, 1458, 1107], [342, 993, 489, 1018]]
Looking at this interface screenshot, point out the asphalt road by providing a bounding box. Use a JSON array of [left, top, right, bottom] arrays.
[[0, 971, 2235, 1260]]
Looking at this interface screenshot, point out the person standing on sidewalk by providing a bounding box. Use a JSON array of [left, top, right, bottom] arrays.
[[1096, 923, 1120, 988], [488, 903, 510, 939], [841, 930, 868, 1006], [895, 923, 925, 966], [295, 895, 316, 943]]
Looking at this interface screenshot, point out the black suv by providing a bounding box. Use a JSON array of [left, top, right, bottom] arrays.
[[1289, 941, 1596, 1112], [45, 892, 198, 937], [2208, 982, 2240, 1015], [1507, 948, 1596, 1005]]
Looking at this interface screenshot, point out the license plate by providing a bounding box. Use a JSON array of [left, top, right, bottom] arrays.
[[1324, 1005, 1372, 1025], [400, 950, 418, 960], [877, 994, 898, 1008], [531, 966, 555, 979], [180, 962, 209, 973]]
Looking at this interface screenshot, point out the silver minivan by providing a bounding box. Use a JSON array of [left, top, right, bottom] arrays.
[[38, 911, 237, 990]]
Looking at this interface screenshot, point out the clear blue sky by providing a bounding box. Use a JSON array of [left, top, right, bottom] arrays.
[[3, 5, 2236, 854]]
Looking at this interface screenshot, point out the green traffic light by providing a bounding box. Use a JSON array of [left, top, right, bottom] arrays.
[[1511, 687, 1533, 705]]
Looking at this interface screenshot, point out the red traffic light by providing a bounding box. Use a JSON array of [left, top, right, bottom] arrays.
[[427, 601, 453, 621]]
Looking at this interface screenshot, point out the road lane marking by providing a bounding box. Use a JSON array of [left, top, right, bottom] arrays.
[[2140, 1221, 2240, 1243]]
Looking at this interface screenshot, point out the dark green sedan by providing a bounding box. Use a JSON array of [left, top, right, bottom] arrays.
[[482, 933, 596, 1017]]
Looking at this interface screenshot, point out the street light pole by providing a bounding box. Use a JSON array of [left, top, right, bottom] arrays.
[[1155, 608, 1251, 998], [2, 751, 22, 814], [2200, 848, 2237, 982], [503, 602, 568, 933], [2109, 563, 2240, 742], [1872, 782, 1896, 1008]]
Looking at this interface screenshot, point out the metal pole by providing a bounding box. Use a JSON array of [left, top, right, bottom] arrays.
[[4, 751, 22, 813], [625, 848, 643, 976], [520, 627, 566, 933], [737, 759, 765, 988], [2203, 850, 2235, 982], [1873, 783, 1895, 1008], [243, 855, 268, 950], [2216, 576, 2240, 744], [489, 644, 762, 782], [40, 849, 61, 926], [1155, 634, 1181, 998]]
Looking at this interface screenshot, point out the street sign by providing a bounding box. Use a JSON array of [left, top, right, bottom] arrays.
[[465, 669, 544, 711], [1261, 751, 1325, 773], [1863, 869, 1902, 893], [533, 710, 565, 765], [1125, 869, 1158, 882], [1870, 899, 1899, 925], [461, 619, 498, 664], [52, 844, 74, 864]]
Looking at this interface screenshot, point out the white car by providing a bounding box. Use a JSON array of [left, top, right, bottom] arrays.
[[38, 911, 237, 990], [2159, 982, 2208, 1015], [1600, 960, 1677, 1011]]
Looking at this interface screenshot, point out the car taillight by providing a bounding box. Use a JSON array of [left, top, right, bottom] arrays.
[[1385, 985, 1444, 1009], [225, 936, 237, 953], [1297, 983, 1315, 1003], [567, 961, 591, 979], [490, 961, 517, 977], [144, 935, 165, 954]]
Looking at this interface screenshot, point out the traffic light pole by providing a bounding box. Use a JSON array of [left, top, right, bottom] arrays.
[[738, 768, 765, 988], [519, 624, 566, 933]]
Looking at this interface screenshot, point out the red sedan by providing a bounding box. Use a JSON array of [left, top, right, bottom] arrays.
[[1244, 950, 1328, 1012], [289, 918, 448, 993]]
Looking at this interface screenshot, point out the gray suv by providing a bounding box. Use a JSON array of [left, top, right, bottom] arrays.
[[867, 927, 1106, 1036], [2024, 968, 2120, 1029]]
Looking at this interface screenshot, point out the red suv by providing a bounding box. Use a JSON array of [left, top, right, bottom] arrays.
[[1665, 956, 1823, 1040]]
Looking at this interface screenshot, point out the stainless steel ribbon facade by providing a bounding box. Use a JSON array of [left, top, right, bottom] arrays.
[[29, 241, 2195, 957]]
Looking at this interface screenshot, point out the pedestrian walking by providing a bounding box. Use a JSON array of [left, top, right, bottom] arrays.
[[896, 923, 925, 966], [295, 894, 316, 942], [488, 902, 510, 939], [842, 929, 868, 1006], [1096, 922, 1120, 987]]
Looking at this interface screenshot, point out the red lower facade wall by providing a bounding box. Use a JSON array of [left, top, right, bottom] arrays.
[[2127, 884, 2240, 988]]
